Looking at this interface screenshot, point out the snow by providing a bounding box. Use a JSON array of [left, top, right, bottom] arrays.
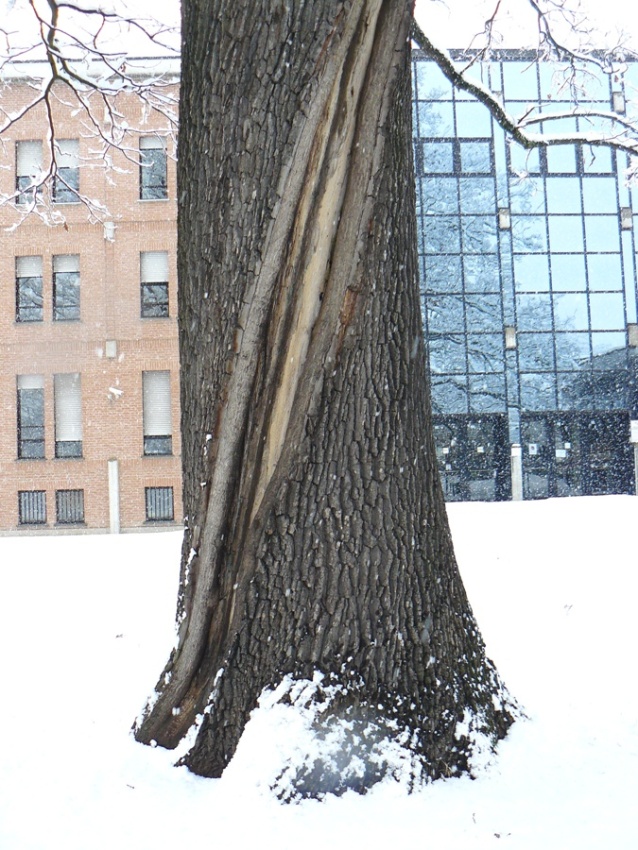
[[0, 495, 637, 848]]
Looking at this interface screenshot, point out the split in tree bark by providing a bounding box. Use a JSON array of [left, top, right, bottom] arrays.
[[134, 0, 515, 797]]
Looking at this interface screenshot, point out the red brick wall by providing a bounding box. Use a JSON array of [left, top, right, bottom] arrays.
[[0, 80, 183, 532]]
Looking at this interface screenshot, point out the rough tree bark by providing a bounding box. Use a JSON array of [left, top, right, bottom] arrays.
[[134, 0, 514, 793]]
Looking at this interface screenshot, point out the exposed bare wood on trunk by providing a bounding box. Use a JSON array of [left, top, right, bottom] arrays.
[[135, 0, 514, 788]]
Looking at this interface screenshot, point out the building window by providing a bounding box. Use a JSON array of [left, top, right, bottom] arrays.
[[143, 370, 172, 455], [54, 373, 83, 458], [18, 491, 47, 525], [16, 256, 43, 323], [56, 489, 85, 524], [53, 254, 80, 321], [140, 251, 169, 317], [17, 375, 45, 459], [145, 486, 174, 521], [53, 139, 80, 203], [139, 136, 167, 200], [16, 140, 43, 204], [416, 138, 494, 176]]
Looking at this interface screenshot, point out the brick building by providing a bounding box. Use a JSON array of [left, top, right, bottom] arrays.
[[0, 66, 183, 532]]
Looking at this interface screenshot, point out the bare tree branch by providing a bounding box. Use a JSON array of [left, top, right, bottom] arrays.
[[411, 17, 638, 166], [0, 0, 179, 221]]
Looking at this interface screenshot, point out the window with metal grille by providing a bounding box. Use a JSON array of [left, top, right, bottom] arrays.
[[54, 373, 83, 458], [139, 136, 167, 200], [16, 140, 42, 204], [18, 491, 46, 525], [56, 489, 85, 524], [17, 375, 45, 459], [145, 486, 174, 521], [140, 251, 169, 317], [53, 254, 80, 321], [143, 371, 172, 455], [53, 139, 80, 203], [16, 256, 43, 323]]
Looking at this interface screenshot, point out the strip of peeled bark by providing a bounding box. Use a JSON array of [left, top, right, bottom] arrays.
[[134, 0, 515, 792]]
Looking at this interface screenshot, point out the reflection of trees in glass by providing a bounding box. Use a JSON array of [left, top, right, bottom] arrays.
[[559, 345, 632, 410]]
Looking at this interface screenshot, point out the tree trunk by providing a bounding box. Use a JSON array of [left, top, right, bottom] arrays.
[[134, 0, 514, 793]]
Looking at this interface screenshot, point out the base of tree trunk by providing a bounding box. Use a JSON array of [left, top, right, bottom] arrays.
[[175, 664, 516, 800]]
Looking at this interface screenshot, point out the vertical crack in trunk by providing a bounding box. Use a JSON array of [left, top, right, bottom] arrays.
[[253, 0, 384, 514]]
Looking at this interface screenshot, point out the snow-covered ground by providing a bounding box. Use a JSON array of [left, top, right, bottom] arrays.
[[0, 495, 636, 849]]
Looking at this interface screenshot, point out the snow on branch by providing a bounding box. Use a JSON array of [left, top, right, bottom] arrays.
[[411, 16, 638, 169]]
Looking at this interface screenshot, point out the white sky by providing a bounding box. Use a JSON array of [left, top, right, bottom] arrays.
[[2, 1, 637, 59], [414, 0, 638, 51]]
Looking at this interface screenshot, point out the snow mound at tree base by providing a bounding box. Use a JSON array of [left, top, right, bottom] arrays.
[[227, 670, 510, 801]]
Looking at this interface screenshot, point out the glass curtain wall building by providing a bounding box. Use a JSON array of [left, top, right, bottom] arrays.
[[412, 50, 638, 501]]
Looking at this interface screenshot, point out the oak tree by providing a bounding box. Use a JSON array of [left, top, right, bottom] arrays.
[[134, 0, 516, 794]]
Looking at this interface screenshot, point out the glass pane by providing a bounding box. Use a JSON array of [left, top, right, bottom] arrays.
[[584, 216, 620, 252], [509, 176, 545, 214], [587, 254, 622, 290], [514, 254, 550, 291], [464, 255, 500, 292], [467, 333, 505, 372], [422, 141, 454, 174], [539, 64, 574, 100], [517, 293, 552, 330], [555, 331, 591, 369], [426, 294, 464, 334], [460, 142, 492, 174], [419, 178, 458, 214], [582, 177, 618, 213], [519, 372, 557, 410], [557, 372, 593, 410], [574, 68, 610, 101], [553, 293, 589, 331], [581, 145, 614, 174], [428, 335, 467, 373], [591, 331, 626, 360], [141, 283, 169, 318], [422, 255, 462, 292], [503, 63, 539, 100], [462, 216, 497, 254], [545, 177, 582, 213], [518, 332, 555, 371], [466, 295, 501, 332], [550, 254, 586, 291], [547, 145, 577, 173], [509, 143, 541, 175], [17, 275, 43, 322], [431, 376, 468, 414], [548, 216, 584, 252], [455, 102, 492, 137], [53, 271, 80, 321], [424, 216, 460, 253], [459, 178, 495, 213], [512, 217, 547, 252], [592, 370, 628, 409], [414, 62, 453, 100], [589, 292, 625, 330], [417, 101, 454, 136], [53, 167, 80, 203], [468, 374, 506, 412], [140, 149, 167, 199]]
